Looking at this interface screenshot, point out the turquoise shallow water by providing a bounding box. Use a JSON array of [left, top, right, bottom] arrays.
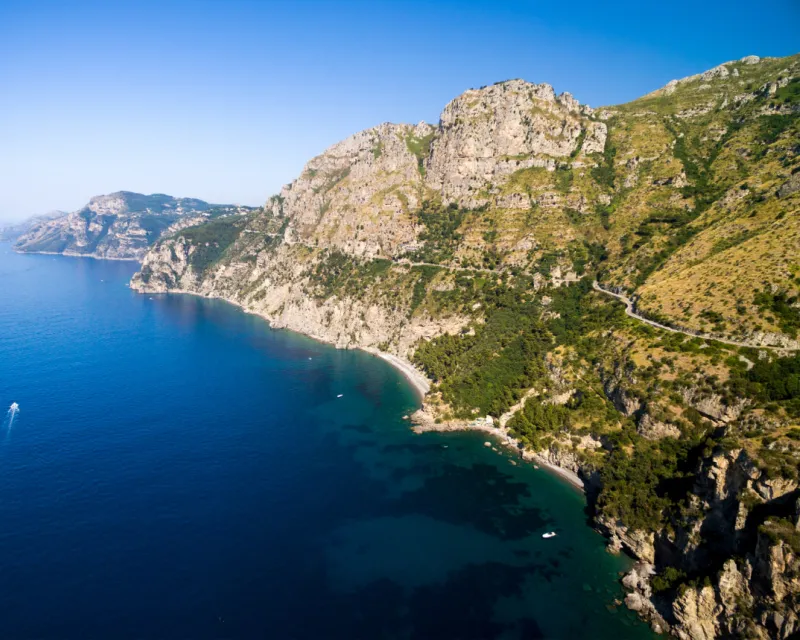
[[0, 244, 653, 639]]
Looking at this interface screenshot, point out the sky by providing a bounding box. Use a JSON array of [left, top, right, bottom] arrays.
[[1, 0, 798, 221]]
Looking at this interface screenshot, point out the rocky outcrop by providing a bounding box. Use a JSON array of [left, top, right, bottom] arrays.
[[637, 412, 681, 440], [271, 122, 432, 258], [680, 389, 749, 424], [426, 80, 600, 208], [612, 447, 800, 639], [777, 172, 800, 199], [671, 584, 720, 640], [597, 516, 656, 563], [14, 192, 249, 260]]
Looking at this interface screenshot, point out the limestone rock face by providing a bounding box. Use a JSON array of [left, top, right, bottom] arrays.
[[426, 79, 599, 207], [274, 122, 433, 258], [680, 389, 749, 424], [637, 412, 681, 440], [672, 585, 720, 640]]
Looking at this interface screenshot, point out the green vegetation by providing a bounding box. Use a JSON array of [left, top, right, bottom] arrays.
[[620, 208, 701, 286], [414, 278, 624, 419], [728, 351, 800, 418], [554, 165, 573, 193], [760, 518, 800, 554], [651, 567, 688, 594], [413, 275, 552, 417], [178, 216, 247, 274], [405, 130, 436, 176], [406, 201, 469, 263], [600, 435, 701, 530], [507, 401, 570, 449], [409, 265, 440, 316], [591, 130, 617, 189], [308, 249, 393, 300], [754, 289, 800, 338]]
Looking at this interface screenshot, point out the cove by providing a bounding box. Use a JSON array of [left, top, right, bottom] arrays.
[[0, 245, 654, 639]]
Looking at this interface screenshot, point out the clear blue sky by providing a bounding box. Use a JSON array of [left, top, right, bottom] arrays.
[[1, 0, 798, 221]]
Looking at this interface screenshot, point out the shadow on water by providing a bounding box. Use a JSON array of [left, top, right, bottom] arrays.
[[385, 463, 549, 540]]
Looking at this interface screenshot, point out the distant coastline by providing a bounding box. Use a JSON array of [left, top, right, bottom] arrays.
[[12, 248, 140, 262]]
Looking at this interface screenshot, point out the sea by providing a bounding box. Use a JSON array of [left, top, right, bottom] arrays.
[[0, 244, 654, 639]]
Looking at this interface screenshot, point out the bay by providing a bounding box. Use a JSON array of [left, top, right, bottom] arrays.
[[0, 245, 653, 639]]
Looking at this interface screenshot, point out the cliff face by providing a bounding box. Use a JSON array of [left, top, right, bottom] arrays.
[[616, 447, 800, 639], [14, 192, 251, 260], [426, 80, 603, 207], [0, 211, 65, 242], [132, 54, 800, 638]]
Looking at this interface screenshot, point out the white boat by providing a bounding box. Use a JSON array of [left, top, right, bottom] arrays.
[[542, 532, 557, 539], [336, 394, 343, 398], [10, 402, 19, 412]]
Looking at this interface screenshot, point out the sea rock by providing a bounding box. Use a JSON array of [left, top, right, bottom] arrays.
[[596, 516, 655, 563]]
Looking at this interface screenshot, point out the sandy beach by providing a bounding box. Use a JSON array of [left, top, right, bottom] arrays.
[[363, 348, 431, 398]]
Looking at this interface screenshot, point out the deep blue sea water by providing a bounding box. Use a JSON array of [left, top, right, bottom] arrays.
[[0, 245, 654, 639]]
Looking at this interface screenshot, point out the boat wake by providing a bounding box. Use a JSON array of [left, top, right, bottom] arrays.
[[4, 402, 19, 436]]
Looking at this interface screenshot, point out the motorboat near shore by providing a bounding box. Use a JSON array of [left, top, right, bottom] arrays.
[[542, 532, 557, 539]]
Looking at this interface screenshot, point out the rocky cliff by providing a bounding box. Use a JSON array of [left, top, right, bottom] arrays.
[[616, 446, 800, 639], [0, 211, 65, 242], [14, 191, 252, 260], [132, 54, 800, 638]]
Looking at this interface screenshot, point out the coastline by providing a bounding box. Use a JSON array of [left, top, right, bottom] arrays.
[[131, 284, 586, 493], [133, 285, 432, 400], [361, 348, 431, 399], [13, 248, 140, 262], [411, 409, 585, 492]]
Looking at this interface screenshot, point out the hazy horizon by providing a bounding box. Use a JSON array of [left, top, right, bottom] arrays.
[[1, 0, 799, 223]]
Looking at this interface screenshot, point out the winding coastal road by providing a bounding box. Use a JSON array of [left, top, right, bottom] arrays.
[[592, 281, 797, 352], [392, 256, 796, 353]]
